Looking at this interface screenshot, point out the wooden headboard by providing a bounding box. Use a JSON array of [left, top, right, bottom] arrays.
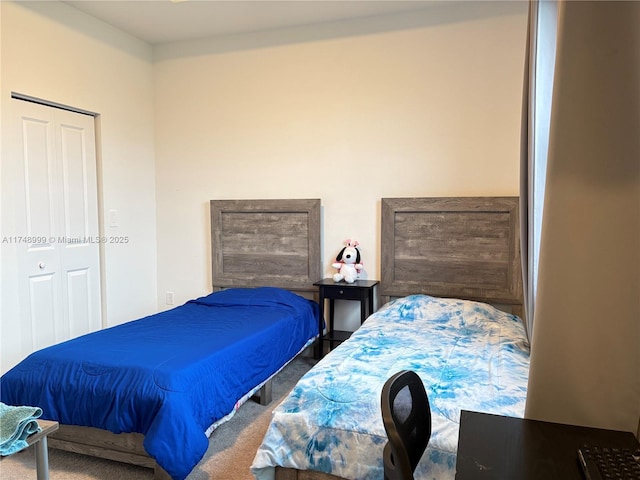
[[381, 197, 523, 314], [210, 199, 321, 293]]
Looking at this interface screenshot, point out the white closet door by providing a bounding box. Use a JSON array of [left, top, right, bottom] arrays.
[[13, 99, 101, 354]]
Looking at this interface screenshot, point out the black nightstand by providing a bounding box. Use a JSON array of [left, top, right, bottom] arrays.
[[314, 278, 379, 358]]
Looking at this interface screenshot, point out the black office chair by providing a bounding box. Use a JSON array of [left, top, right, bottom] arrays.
[[381, 370, 432, 480]]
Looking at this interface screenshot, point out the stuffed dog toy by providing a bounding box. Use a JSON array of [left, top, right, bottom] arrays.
[[332, 239, 363, 283]]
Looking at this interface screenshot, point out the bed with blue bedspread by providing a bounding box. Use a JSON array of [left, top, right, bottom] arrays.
[[1, 287, 319, 480], [251, 294, 530, 480], [2, 198, 322, 480]]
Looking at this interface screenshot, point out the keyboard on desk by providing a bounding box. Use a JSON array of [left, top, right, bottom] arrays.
[[578, 445, 640, 480]]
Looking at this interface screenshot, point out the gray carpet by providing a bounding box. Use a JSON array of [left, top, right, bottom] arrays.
[[0, 354, 317, 480]]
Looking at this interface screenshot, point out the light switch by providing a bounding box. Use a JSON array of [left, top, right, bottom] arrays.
[[108, 209, 118, 227]]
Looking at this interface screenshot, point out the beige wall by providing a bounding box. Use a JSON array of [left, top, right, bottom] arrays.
[[153, 2, 528, 328], [0, 1, 157, 371], [0, 0, 529, 364]]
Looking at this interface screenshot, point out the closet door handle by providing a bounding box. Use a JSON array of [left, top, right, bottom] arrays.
[[38, 262, 46, 270]]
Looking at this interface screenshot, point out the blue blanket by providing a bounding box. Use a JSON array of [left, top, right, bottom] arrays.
[[0, 402, 42, 456], [1, 287, 319, 479], [252, 295, 530, 480]]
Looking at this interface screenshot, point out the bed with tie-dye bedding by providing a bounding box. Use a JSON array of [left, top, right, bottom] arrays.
[[251, 294, 530, 480]]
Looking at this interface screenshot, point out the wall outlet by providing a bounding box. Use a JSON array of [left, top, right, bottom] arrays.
[[166, 291, 174, 305]]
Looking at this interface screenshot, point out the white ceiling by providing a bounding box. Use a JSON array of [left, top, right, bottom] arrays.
[[63, 1, 437, 45]]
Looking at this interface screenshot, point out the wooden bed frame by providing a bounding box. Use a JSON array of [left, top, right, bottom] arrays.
[[47, 198, 322, 480], [380, 196, 522, 314], [274, 196, 523, 480], [210, 198, 321, 293]]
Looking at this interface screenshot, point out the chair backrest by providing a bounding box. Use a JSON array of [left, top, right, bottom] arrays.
[[381, 370, 432, 480]]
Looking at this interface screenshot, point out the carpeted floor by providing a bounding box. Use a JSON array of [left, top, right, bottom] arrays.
[[0, 354, 317, 480]]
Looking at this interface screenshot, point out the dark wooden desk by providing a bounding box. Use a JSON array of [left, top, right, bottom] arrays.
[[455, 410, 640, 479], [313, 278, 378, 358]]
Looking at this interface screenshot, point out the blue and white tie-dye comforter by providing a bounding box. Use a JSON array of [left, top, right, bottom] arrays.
[[251, 294, 530, 480]]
